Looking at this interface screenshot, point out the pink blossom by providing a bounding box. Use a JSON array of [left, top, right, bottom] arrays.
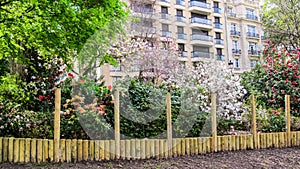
[[270, 99, 274, 103], [292, 81, 297, 85], [266, 39, 271, 43], [271, 86, 275, 91], [286, 78, 289, 83]]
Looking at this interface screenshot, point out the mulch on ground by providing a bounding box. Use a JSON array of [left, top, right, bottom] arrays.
[[1, 147, 300, 169]]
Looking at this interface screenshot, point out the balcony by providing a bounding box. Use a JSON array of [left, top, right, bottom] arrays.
[[216, 54, 225, 61], [232, 48, 242, 54], [214, 22, 222, 29], [161, 30, 172, 37], [179, 51, 188, 57], [159, 0, 171, 7], [248, 50, 260, 56], [191, 51, 213, 58], [189, 1, 211, 14], [247, 32, 260, 39], [176, 0, 185, 6], [215, 38, 224, 45], [246, 14, 259, 21], [228, 12, 236, 18], [213, 7, 222, 14], [230, 30, 241, 37], [161, 13, 171, 20], [177, 33, 187, 40], [191, 34, 213, 46], [161, 0, 170, 2], [190, 17, 213, 29], [176, 15, 187, 23]]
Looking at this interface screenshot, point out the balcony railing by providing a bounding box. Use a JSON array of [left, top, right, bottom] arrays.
[[179, 51, 188, 57], [228, 13, 236, 17], [161, 0, 170, 3], [247, 32, 260, 38], [161, 13, 171, 19], [161, 30, 172, 37], [177, 33, 187, 39], [214, 7, 222, 14], [248, 50, 260, 55], [176, 0, 185, 6], [191, 51, 212, 58], [246, 14, 258, 21], [190, 17, 212, 25], [215, 38, 224, 45], [189, 1, 211, 9], [131, 7, 155, 14], [176, 15, 187, 22], [214, 22, 222, 29], [230, 30, 241, 36], [217, 54, 225, 61], [191, 34, 213, 41], [232, 48, 242, 54]]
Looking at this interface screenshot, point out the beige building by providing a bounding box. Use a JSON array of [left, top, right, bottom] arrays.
[[102, 0, 264, 85]]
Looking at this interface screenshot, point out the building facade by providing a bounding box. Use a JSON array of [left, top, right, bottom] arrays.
[[102, 0, 264, 85]]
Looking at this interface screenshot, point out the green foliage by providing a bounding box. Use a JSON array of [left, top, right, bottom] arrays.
[[258, 109, 286, 133]]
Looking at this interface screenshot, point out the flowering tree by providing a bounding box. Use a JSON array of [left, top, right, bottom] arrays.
[[241, 40, 300, 116]]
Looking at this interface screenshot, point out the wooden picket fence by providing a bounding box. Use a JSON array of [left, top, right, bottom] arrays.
[[0, 91, 298, 163], [1, 132, 300, 163]]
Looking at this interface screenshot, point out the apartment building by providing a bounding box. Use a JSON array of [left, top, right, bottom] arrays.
[[102, 0, 264, 85]]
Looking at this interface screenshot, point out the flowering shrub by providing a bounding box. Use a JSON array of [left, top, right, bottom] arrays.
[[241, 40, 300, 116]]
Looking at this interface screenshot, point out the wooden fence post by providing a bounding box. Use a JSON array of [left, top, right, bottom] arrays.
[[54, 88, 61, 162], [166, 93, 172, 157], [251, 95, 257, 149], [114, 90, 120, 159], [285, 95, 291, 147], [211, 93, 217, 152]]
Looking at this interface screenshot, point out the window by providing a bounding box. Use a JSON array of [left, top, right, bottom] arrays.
[[227, 7, 233, 13], [176, 9, 183, 16], [231, 23, 237, 31], [162, 24, 169, 31], [232, 40, 238, 49], [112, 76, 121, 83], [215, 32, 221, 39], [248, 42, 258, 51], [177, 26, 184, 34], [247, 25, 256, 33], [216, 48, 222, 55], [193, 46, 209, 52], [213, 1, 219, 8], [191, 13, 207, 19], [161, 6, 168, 14], [178, 43, 185, 51], [192, 29, 208, 35], [143, 19, 153, 27], [234, 58, 240, 68], [246, 8, 255, 15], [111, 62, 121, 72], [215, 17, 220, 23], [250, 60, 258, 68]]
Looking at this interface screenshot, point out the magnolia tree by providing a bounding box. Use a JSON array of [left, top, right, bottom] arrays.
[[241, 40, 300, 116]]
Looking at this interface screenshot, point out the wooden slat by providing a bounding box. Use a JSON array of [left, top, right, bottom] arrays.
[[235, 135, 239, 150], [166, 93, 173, 157], [120, 140, 125, 160], [145, 140, 150, 159], [13, 138, 19, 163], [0, 137, 2, 163], [297, 132, 300, 146], [159, 140, 164, 158], [140, 139, 145, 159], [202, 138, 206, 153], [54, 88, 61, 163], [198, 138, 203, 154], [130, 140, 136, 160], [71, 139, 77, 162], [30, 139, 36, 163], [110, 140, 115, 160], [114, 91, 120, 160], [104, 140, 110, 160], [48, 140, 54, 162], [150, 139, 155, 158], [251, 95, 257, 149], [172, 139, 177, 157], [100, 140, 105, 161], [207, 137, 212, 153], [8, 137, 14, 162], [190, 138, 195, 155], [164, 139, 168, 158], [194, 138, 198, 155], [94, 140, 100, 161], [37, 139, 43, 163], [43, 139, 48, 162], [185, 138, 190, 155], [65, 139, 71, 162], [136, 139, 141, 160], [285, 95, 291, 147], [177, 139, 182, 156], [125, 140, 130, 160], [292, 132, 297, 146], [83, 140, 89, 161], [77, 140, 83, 161], [154, 140, 159, 159], [19, 138, 25, 163], [2, 138, 8, 162], [60, 139, 66, 162], [217, 136, 221, 151]]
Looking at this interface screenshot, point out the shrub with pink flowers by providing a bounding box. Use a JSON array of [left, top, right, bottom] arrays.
[[241, 40, 299, 131]]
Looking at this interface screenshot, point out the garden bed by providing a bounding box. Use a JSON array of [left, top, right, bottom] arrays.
[[1, 147, 300, 168]]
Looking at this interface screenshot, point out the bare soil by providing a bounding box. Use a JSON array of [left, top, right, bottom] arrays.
[[1, 147, 300, 169]]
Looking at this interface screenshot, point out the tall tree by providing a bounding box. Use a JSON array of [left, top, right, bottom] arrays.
[[0, 0, 128, 66], [262, 0, 300, 49]]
